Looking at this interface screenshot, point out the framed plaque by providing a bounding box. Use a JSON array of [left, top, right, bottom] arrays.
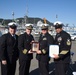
[[49, 45, 59, 58], [32, 42, 39, 52]]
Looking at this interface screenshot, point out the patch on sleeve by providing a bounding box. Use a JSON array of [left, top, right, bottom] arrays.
[[42, 49, 46, 54], [60, 50, 68, 54], [67, 39, 71, 45], [23, 49, 27, 54]]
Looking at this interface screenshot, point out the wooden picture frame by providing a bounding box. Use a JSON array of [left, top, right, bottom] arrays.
[[32, 42, 39, 52]]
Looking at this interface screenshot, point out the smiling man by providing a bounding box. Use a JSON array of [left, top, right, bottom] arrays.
[[53, 21, 72, 75], [18, 25, 34, 75]]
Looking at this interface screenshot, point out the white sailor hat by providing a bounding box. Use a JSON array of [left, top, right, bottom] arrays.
[[54, 21, 63, 29], [8, 22, 18, 29]]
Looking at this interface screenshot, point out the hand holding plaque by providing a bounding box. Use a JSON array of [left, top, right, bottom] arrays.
[[32, 42, 39, 52]]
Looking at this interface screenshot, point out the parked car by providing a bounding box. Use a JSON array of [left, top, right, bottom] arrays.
[[71, 33, 76, 41]]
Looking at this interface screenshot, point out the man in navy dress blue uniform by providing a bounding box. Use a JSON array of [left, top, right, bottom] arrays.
[[36, 24, 54, 75], [53, 21, 72, 75], [18, 25, 34, 75], [0, 22, 19, 75]]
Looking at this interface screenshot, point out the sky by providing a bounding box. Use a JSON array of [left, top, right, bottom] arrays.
[[0, 0, 76, 26]]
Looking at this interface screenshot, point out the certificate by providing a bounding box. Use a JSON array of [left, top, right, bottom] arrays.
[[32, 42, 39, 52], [49, 45, 59, 58]]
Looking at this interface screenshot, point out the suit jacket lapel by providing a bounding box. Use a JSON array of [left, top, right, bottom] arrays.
[[8, 33, 17, 48]]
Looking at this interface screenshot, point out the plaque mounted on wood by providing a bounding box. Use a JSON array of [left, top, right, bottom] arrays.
[[32, 42, 39, 52]]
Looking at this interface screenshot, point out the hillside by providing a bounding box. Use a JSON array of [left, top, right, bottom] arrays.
[[0, 17, 53, 26]]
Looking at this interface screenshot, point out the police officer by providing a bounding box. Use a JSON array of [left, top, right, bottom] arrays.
[[53, 21, 72, 75], [0, 22, 19, 75], [36, 25, 54, 75], [18, 25, 34, 75]]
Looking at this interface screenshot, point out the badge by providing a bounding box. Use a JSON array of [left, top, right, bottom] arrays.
[[57, 37, 62, 45], [43, 37, 47, 40], [67, 39, 71, 45], [57, 37, 62, 42]]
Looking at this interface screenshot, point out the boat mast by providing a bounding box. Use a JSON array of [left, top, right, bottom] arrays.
[[56, 14, 58, 21], [24, 0, 29, 25], [12, 11, 15, 21]]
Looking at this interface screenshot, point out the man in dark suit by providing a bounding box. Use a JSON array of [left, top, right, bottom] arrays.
[[36, 25, 54, 75], [18, 25, 34, 75], [0, 22, 19, 75], [53, 21, 72, 75]]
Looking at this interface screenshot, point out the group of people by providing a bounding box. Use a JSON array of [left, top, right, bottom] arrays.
[[0, 21, 72, 75]]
